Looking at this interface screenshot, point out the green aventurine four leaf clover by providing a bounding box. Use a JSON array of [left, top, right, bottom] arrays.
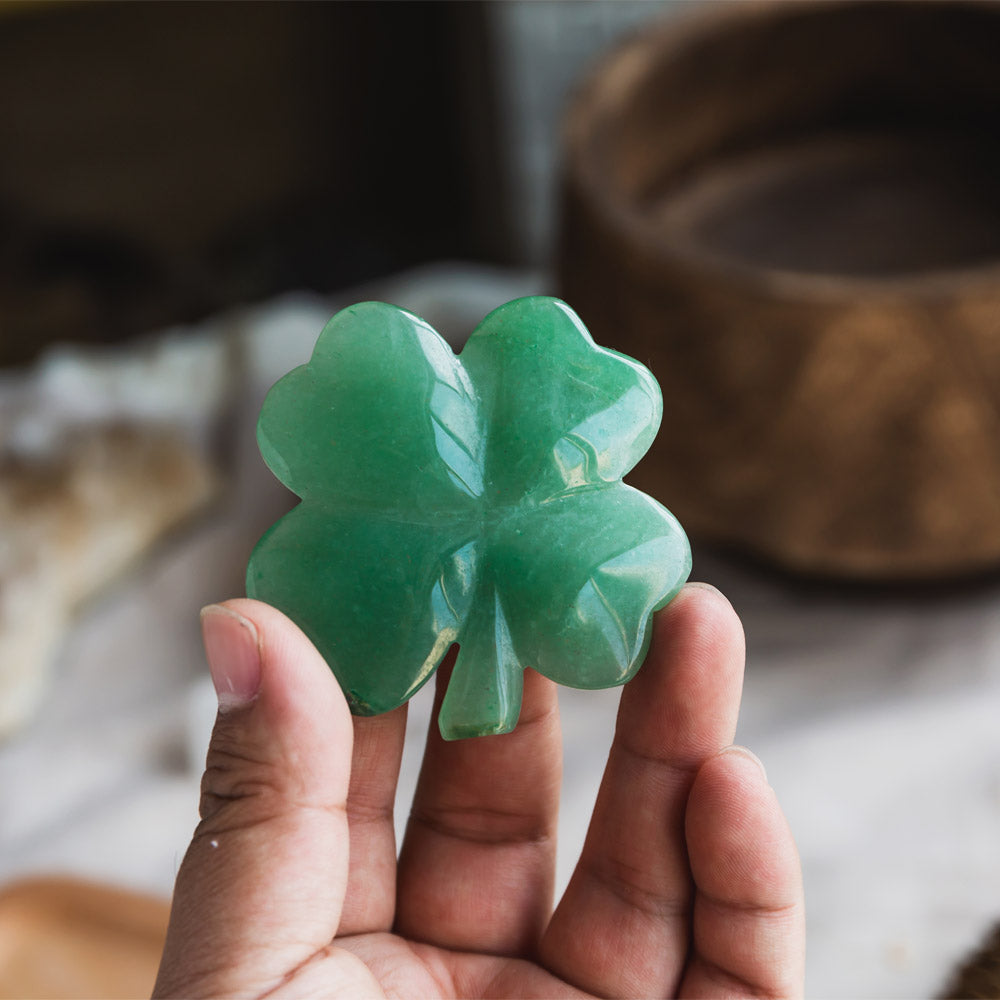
[[246, 297, 691, 740]]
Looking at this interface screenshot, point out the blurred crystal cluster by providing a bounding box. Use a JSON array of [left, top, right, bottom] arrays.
[[0, 331, 230, 736]]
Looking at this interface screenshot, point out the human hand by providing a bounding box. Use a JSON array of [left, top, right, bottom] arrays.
[[154, 584, 804, 999]]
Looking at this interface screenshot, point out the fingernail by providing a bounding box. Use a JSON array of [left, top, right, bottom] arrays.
[[718, 744, 768, 783], [201, 604, 262, 711]]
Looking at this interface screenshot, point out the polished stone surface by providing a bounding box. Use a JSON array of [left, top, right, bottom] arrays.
[[247, 297, 690, 738]]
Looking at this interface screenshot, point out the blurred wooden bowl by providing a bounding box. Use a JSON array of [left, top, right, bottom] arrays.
[[558, 0, 1000, 579], [0, 877, 169, 1000]]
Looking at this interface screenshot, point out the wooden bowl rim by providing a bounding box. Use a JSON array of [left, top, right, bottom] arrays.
[[562, 0, 1000, 303]]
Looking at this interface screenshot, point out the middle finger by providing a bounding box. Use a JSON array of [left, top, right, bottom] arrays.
[[394, 662, 562, 957]]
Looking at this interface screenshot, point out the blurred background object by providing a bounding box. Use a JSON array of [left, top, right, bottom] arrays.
[[0, 877, 169, 1000], [559, 0, 1000, 580], [0, 1, 509, 365], [0, 0, 664, 367], [0, 420, 218, 736], [941, 919, 1000, 999], [2, 2, 1000, 998]]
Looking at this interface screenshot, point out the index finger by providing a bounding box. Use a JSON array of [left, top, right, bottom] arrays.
[[337, 706, 408, 936]]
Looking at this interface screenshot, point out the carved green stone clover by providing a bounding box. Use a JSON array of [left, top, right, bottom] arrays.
[[246, 296, 691, 739]]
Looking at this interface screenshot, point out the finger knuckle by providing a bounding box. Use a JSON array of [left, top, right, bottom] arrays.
[[198, 727, 285, 827], [410, 802, 551, 846]]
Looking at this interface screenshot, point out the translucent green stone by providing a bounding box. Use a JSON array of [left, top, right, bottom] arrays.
[[246, 296, 691, 740]]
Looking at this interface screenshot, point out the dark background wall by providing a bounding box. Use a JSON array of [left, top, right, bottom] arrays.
[[0, 1, 513, 365], [0, 0, 675, 367]]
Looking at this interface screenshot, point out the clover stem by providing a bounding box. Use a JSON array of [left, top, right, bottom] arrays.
[[437, 589, 524, 741]]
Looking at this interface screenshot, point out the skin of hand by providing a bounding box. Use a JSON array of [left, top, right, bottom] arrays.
[[153, 583, 805, 999]]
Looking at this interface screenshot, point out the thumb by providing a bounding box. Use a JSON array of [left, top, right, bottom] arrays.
[[154, 599, 354, 999]]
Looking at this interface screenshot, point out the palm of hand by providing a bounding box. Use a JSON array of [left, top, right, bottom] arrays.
[[154, 587, 803, 999]]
